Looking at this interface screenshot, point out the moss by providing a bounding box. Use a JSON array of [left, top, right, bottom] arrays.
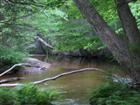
[[90, 82, 140, 105]]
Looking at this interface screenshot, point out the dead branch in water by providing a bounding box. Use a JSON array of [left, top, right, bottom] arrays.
[[0, 67, 105, 87], [0, 77, 25, 84], [33, 68, 105, 84], [0, 63, 31, 77]]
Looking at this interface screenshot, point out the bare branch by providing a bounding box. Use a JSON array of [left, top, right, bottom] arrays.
[[0, 67, 105, 87], [0, 77, 25, 84], [0, 63, 31, 77], [33, 68, 105, 84], [36, 36, 53, 49]]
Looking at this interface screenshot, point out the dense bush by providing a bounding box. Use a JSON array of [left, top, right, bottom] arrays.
[[0, 46, 27, 65], [0, 88, 18, 105], [0, 84, 57, 105], [90, 82, 140, 105]]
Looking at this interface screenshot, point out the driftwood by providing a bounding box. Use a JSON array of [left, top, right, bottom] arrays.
[[36, 36, 53, 49], [33, 68, 105, 84], [0, 63, 31, 77], [0, 77, 25, 84], [0, 67, 105, 87]]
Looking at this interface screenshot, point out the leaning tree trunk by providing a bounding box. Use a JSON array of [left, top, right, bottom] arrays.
[[73, 0, 140, 82], [115, 0, 140, 82], [115, 0, 140, 44]]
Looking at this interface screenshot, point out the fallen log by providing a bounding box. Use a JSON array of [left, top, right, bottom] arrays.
[[0, 77, 25, 84], [33, 68, 105, 84], [0, 83, 23, 87], [0, 67, 106, 87], [0, 63, 31, 77]]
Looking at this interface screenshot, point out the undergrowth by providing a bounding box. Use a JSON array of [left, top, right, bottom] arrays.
[[0, 46, 27, 65], [90, 82, 140, 105], [0, 84, 57, 105]]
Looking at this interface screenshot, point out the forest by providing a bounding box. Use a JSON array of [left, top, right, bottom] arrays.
[[0, 0, 140, 105]]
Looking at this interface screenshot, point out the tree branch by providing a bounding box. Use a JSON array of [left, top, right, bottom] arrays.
[[0, 63, 31, 77], [36, 36, 53, 49], [0, 67, 105, 87], [33, 68, 105, 84], [0, 77, 25, 84]]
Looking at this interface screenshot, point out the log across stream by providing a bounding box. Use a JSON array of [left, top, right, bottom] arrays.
[[0, 56, 124, 105]]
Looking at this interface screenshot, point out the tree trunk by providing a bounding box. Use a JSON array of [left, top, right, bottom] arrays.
[[115, 0, 140, 44], [73, 0, 131, 65], [115, 0, 140, 82], [73, 0, 140, 82]]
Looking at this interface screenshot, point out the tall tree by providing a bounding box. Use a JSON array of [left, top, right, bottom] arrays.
[[73, 0, 140, 82]]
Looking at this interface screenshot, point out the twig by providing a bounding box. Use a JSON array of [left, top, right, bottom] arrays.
[[0, 67, 106, 87]]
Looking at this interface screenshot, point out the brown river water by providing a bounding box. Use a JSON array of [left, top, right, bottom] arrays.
[[1, 56, 124, 105]]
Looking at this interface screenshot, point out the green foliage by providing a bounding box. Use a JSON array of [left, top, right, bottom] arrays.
[[0, 0, 140, 63], [26, 2, 105, 53], [0, 46, 27, 65], [0, 88, 18, 105], [91, 0, 117, 22], [130, 1, 140, 28], [16, 84, 56, 105], [90, 82, 140, 105], [128, 42, 140, 54], [0, 0, 38, 64], [0, 84, 57, 105], [61, 0, 82, 19], [47, 19, 105, 52]]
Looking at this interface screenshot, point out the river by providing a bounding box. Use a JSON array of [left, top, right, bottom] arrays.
[[2, 56, 123, 105]]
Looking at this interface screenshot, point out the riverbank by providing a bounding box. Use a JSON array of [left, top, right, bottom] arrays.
[[90, 82, 140, 105], [0, 84, 56, 105], [0, 57, 51, 75], [0, 56, 124, 105], [0, 56, 133, 105]]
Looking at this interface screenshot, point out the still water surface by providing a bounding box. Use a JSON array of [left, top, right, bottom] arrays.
[[7, 56, 123, 105]]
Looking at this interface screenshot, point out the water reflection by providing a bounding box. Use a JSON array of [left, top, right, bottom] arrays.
[[3, 56, 123, 105]]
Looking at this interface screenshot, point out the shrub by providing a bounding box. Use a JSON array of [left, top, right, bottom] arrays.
[[90, 82, 140, 105], [0, 84, 57, 105], [0, 88, 18, 105], [16, 84, 56, 105], [0, 46, 27, 65]]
